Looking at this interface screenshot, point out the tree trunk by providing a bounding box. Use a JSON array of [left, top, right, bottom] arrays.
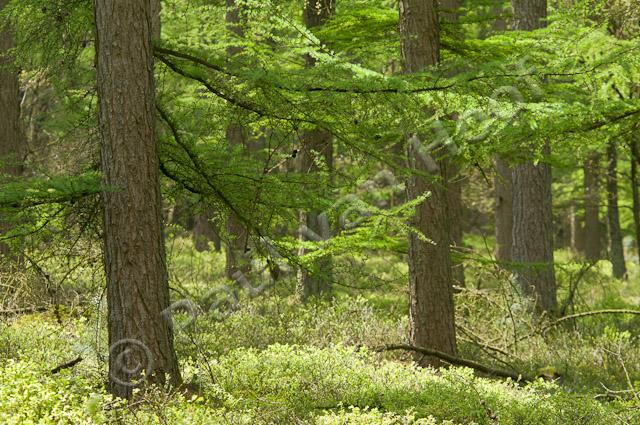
[[95, 0, 180, 398], [510, 0, 556, 314], [511, 146, 557, 313], [511, 0, 547, 30], [631, 136, 640, 256], [606, 140, 626, 279], [224, 0, 252, 282], [297, 0, 336, 300], [439, 0, 465, 289], [0, 0, 24, 258], [494, 156, 513, 262], [583, 153, 602, 261], [400, 0, 457, 367], [569, 203, 585, 257], [193, 208, 221, 252]]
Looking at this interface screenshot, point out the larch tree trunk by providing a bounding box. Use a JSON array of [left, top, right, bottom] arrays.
[[298, 0, 335, 300], [510, 0, 556, 314], [0, 0, 24, 258], [224, 0, 252, 282], [568, 203, 585, 257], [400, 0, 457, 367], [583, 153, 601, 261], [631, 135, 640, 256], [439, 0, 465, 289], [605, 140, 626, 279], [95, 0, 181, 398], [494, 156, 513, 263]]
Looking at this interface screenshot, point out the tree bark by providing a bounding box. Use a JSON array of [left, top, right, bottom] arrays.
[[605, 140, 626, 279], [95, 0, 180, 398], [630, 136, 640, 256], [511, 0, 547, 30], [0, 0, 24, 258], [400, 0, 457, 368], [494, 156, 513, 262], [510, 0, 556, 314], [439, 0, 465, 289], [297, 0, 336, 300], [583, 153, 602, 261], [511, 145, 557, 314]]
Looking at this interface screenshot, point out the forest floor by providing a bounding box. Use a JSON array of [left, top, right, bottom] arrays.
[[1, 235, 640, 424]]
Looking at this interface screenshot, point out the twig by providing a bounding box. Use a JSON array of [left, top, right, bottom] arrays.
[[376, 344, 534, 382], [51, 356, 83, 374]]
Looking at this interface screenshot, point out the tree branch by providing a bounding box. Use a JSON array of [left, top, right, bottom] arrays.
[[377, 343, 534, 382]]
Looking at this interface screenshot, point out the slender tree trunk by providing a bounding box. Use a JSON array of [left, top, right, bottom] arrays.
[[510, 0, 556, 314], [568, 203, 585, 257], [583, 153, 601, 261], [494, 156, 513, 262], [606, 140, 626, 279], [298, 0, 335, 300], [0, 0, 24, 258], [95, 0, 180, 398], [400, 0, 457, 367], [630, 136, 640, 256]]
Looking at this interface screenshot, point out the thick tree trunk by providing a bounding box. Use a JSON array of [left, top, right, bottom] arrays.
[[510, 0, 556, 314], [0, 0, 24, 258], [511, 145, 557, 313], [494, 156, 513, 262], [439, 0, 465, 289], [606, 140, 626, 279], [95, 0, 180, 398], [298, 0, 336, 300], [400, 0, 457, 367], [583, 153, 602, 261]]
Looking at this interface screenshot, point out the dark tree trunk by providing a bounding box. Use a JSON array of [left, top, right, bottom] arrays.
[[400, 0, 457, 367], [494, 156, 513, 263], [0, 0, 24, 258], [606, 140, 626, 279], [583, 153, 602, 261], [95, 0, 181, 398], [510, 0, 556, 314], [298, 0, 336, 300], [631, 136, 640, 255]]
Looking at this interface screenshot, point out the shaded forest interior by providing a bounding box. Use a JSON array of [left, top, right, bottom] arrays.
[[1, 0, 640, 423]]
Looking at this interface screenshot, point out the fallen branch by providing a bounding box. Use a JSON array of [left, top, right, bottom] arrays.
[[0, 306, 48, 316], [51, 356, 83, 374], [541, 309, 640, 335], [377, 344, 534, 382]]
